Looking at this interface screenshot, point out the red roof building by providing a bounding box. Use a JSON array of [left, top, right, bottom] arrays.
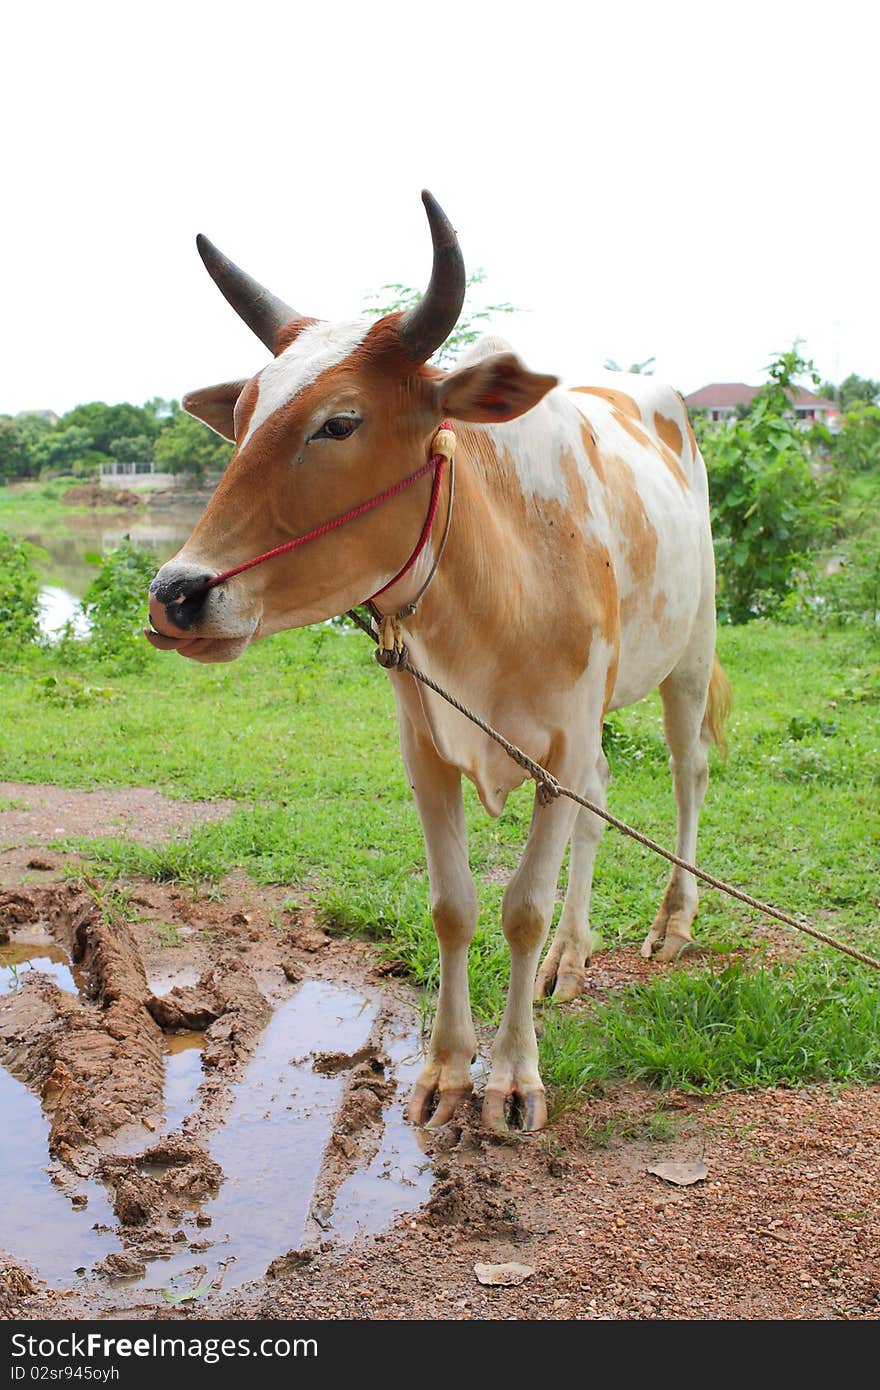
[[684, 383, 838, 426]]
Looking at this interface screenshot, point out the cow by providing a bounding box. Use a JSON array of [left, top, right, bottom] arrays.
[[146, 191, 731, 1135]]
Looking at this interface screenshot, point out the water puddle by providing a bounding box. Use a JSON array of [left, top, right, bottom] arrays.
[[0, 1067, 121, 1284], [135, 978, 429, 1293], [329, 1020, 433, 1242], [162, 1031, 205, 1134], [0, 960, 432, 1300], [38, 585, 90, 641], [0, 931, 80, 996]]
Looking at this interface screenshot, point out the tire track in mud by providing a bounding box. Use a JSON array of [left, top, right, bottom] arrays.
[[0, 883, 434, 1306]]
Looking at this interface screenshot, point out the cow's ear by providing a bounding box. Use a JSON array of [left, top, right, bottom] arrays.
[[182, 379, 249, 440], [434, 352, 558, 423]]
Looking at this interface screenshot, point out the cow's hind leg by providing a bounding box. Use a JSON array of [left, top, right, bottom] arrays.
[[398, 717, 479, 1129], [535, 749, 610, 1002], [640, 661, 714, 963]]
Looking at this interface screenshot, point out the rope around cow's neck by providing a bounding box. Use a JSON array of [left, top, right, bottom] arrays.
[[345, 607, 880, 972]]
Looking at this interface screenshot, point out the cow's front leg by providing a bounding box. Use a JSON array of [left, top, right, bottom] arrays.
[[397, 714, 478, 1129], [483, 783, 582, 1133]]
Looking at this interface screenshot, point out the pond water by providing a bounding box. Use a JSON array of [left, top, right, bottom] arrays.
[[15, 498, 208, 638]]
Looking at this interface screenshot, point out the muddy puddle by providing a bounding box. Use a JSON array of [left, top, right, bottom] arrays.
[[130, 980, 432, 1294], [161, 1032, 205, 1136], [0, 1067, 122, 1285], [0, 931, 82, 996], [0, 886, 434, 1305]]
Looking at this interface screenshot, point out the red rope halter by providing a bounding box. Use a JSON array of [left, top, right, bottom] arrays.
[[203, 421, 452, 604]]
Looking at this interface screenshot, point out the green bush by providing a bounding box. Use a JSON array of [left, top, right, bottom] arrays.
[[80, 537, 157, 672], [810, 541, 880, 636], [834, 402, 880, 473], [698, 347, 834, 624], [0, 530, 42, 648]]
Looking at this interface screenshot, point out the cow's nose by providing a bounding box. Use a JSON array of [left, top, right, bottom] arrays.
[[148, 570, 214, 633]]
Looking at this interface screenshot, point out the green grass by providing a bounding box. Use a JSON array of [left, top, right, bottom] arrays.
[[0, 476, 131, 527], [1, 614, 879, 1086], [539, 952, 880, 1093]]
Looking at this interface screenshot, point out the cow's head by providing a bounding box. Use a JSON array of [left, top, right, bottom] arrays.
[[146, 192, 557, 663]]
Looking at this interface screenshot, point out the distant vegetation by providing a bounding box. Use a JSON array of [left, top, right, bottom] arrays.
[[693, 349, 880, 627], [0, 397, 232, 484]]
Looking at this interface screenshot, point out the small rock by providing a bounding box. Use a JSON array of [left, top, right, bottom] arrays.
[[647, 1159, 708, 1186], [266, 1249, 314, 1278], [474, 1261, 535, 1287], [70, 1193, 88, 1210], [286, 925, 328, 953], [1, 1264, 37, 1297], [100, 1251, 147, 1278]]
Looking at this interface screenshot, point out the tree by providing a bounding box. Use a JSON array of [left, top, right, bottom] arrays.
[[142, 397, 179, 423], [698, 345, 833, 623], [832, 402, 880, 473], [108, 434, 155, 464], [820, 373, 880, 411], [154, 411, 233, 480], [29, 425, 106, 475], [363, 268, 519, 366], [603, 356, 656, 375], [0, 417, 27, 480], [58, 402, 159, 456]]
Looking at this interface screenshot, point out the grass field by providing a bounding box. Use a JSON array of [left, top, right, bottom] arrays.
[[2, 604, 879, 1097]]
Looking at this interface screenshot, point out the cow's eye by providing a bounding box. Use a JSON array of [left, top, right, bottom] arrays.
[[310, 415, 362, 441]]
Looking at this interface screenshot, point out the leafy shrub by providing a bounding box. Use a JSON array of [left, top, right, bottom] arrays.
[[818, 543, 880, 634], [36, 673, 118, 706], [833, 402, 880, 473], [698, 347, 834, 624], [0, 530, 42, 648], [80, 537, 157, 671]]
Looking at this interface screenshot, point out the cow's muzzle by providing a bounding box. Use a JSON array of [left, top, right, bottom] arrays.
[[149, 568, 215, 634]]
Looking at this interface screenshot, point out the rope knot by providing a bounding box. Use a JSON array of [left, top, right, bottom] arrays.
[[374, 614, 408, 668], [536, 775, 561, 805]]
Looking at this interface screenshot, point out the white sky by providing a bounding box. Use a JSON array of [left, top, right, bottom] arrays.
[[2, 0, 877, 416]]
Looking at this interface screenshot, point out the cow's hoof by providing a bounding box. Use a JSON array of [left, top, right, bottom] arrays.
[[653, 934, 695, 963], [482, 1086, 547, 1135], [406, 1081, 472, 1129], [551, 967, 587, 1002], [536, 958, 588, 1003], [534, 946, 562, 999]]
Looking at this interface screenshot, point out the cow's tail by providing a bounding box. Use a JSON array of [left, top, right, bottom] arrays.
[[703, 654, 733, 759]]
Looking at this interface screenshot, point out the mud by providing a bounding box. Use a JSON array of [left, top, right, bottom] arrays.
[[0, 879, 434, 1313], [0, 885, 165, 1153]]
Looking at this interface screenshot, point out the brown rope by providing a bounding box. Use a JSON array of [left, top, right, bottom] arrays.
[[346, 607, 880, 972]]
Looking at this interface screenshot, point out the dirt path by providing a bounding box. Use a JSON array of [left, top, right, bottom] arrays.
[[1, 788, 879, 1322]]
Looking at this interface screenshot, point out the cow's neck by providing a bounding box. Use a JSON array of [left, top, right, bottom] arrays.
[[377, 427, 568, 814], [379, 427, 527, 665]]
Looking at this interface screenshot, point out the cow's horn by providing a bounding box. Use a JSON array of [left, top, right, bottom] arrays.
[[195, 235, 300, 354], [397, 191, 466, 363]]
